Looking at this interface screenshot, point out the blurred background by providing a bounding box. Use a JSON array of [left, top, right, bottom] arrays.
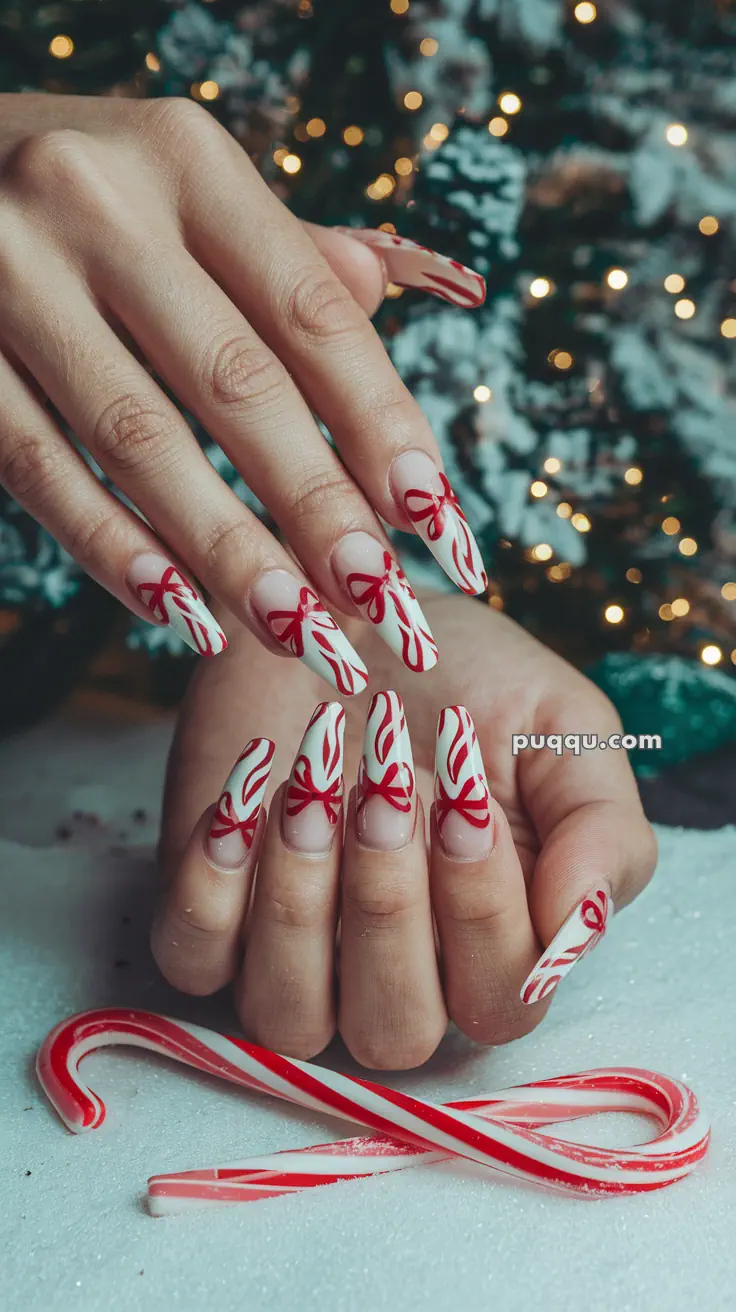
[[0, 0, 735, 817]]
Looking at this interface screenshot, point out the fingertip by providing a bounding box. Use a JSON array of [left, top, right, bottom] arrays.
[[302, 220, 388, 316]]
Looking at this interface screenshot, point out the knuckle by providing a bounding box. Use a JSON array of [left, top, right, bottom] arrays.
[[199, 516, 257, 580], [204, 335, 283, 409], [284, 268, 365, 346], [92, 394, 172, 475], [0, 433, 61, 505], [259, 891, 326, 932], [342, 883, 417, 933], [149, 96, 213, 138], [287, 466, 358, 533], [64, 510, 117, 571], [7, 129, 92, 189]]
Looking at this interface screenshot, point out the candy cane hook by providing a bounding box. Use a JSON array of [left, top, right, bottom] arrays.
[[37, 1009, 710, 1210]]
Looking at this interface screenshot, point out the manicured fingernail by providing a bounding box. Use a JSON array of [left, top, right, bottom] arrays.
[[332, 532, 438, 673], [390, 452, 488, 597], [249, 570, 369, 696], [434, 705, 493, 859], [283, 702, 345, 855], [206, 737, 275, 870], [520, 884, 613, 1005], [128, 553, 227, 657], [334, 228, 486, 308], [356, 691, 415, 851]]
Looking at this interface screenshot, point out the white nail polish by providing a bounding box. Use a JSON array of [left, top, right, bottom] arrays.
[[336, 228, 486, 308], [391, 451, 488, 597], [283, 702, 345, 855], [250, 570, 369, 696], [128, 553, 227, 657], [333, 532, 438, 673], [206, 737, 274, 870], [520, 885, 613, 1005]]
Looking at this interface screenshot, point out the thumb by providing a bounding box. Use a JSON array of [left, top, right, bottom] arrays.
[[301, 219, 388, 317]]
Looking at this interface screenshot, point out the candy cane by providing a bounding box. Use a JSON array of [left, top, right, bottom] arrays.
[[37, 1009, 710, 1214]]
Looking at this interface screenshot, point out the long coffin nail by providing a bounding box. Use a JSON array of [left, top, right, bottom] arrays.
[[206, 737, 275, 871], [128, 553, 227, 657], [390, 451, 488, 597], [283, 702, 345, 855], [356, 691, 415, 851], [520, 885, 613, 1005], [333, 532, 438, 673], [250, 570, 368, 696], [335, 228, 486, 308], [434, 706, 493, 860]]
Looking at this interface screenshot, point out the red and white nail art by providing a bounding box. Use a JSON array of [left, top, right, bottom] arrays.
[[208, 737, 275, 853], [283, 702, 345, 854], [391, 453, 488, 597], [520, 886, 613, 1006], [434, 706, 492, 857], [339, 228, 486, 309], [356, 691, 415, 849], [251, 571, 368, 696], [340, 541, 438, 673], [129, 554, 227, 657]]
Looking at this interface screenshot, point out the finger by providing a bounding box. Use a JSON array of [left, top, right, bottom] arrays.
[[175, 112, 488, 596], [518, 682, 658, 1006], [0, 252, 367, 692], [431, 707, 540, 1044], [81, 214, 438, 674], [301, 221, 387, 317], [339, 692, 447, 1070], [236, 703, 345, 1058], [151, 737, 274, 995]]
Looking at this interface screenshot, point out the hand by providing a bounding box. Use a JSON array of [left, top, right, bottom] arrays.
[[152, 594, 657, 1068], [0, 93, 486, 682]]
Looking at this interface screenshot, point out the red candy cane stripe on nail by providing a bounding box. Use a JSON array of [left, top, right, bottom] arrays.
[[435, 705, 491, 835], [285, 703, 345, 824], [36, 1009, 710, 1213], [266, 586, 368, 697], [209, 738, 275, 847], [346, 553, 438, 673], [135, 565, 227, 657], [358, 691, 415, 816], [521, 887, 612, 1005], [338, 230, 486, 309], [403, 475, 488, 597]]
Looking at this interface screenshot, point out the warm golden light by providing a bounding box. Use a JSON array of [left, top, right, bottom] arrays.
[[273, 148, 289, 165], [679, 537, 698, 556], [544, 456, 562, 474], [557, 502, 573, 519], [530, 481, 548, 498], [429, 122, 449, 142], [721, 582, 736, 600], [699, 216, 719, 236], [659, 603, 674, 622], [574, 1, 597, 21], [282, 153, 302, 174], [390, 0, 410, 11], [606, 268, 629, 290], [624, 466, 643, 485], [499, 93, 522, 115], [550, 349, 574, 370], [547, 562, 573, 581], [531, 543, 553, 562], [662, 516, 681, 535], [626, 568, 643, 584], [473, 385, 493, 403], [384, 282, 404, 299], [145, 52, 161, 72], [306, 117, 326, 137], [394, 156, 414, 175], [571, 512, 591, 532], [605, 604, 625, 624], [343, 125, 364, 146], [420, 37, 439, 55], [530, 277, 551, 298], [488, 117, 509, 137], [675, 298, 696, 320], [404, 90, 423, 110], [670, 597, 690, 617], [664, 273, 686, 294], [199, 80, 219, 100], [666, 123, 688, 146], [701, 644, 722, 666], [721, 318, 736, 339], [366, 173, 396, 200], [49, 35, 74, 58]]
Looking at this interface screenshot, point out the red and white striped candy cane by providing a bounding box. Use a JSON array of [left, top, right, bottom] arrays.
[[37, 1009, 710, 1213]]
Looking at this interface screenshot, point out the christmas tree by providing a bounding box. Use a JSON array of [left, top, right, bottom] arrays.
[[1, 0, 736, 753]]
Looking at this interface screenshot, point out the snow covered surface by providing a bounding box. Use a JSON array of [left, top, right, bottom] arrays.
[[1, 698, 734, 1311]]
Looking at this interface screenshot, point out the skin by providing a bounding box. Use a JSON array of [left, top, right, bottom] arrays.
[[153, 595, 658, 1069], [0, 92, 440, 656]]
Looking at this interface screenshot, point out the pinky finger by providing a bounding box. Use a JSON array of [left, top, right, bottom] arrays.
[[151, 736, 274, 995], [0, 348, 227, 657]]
